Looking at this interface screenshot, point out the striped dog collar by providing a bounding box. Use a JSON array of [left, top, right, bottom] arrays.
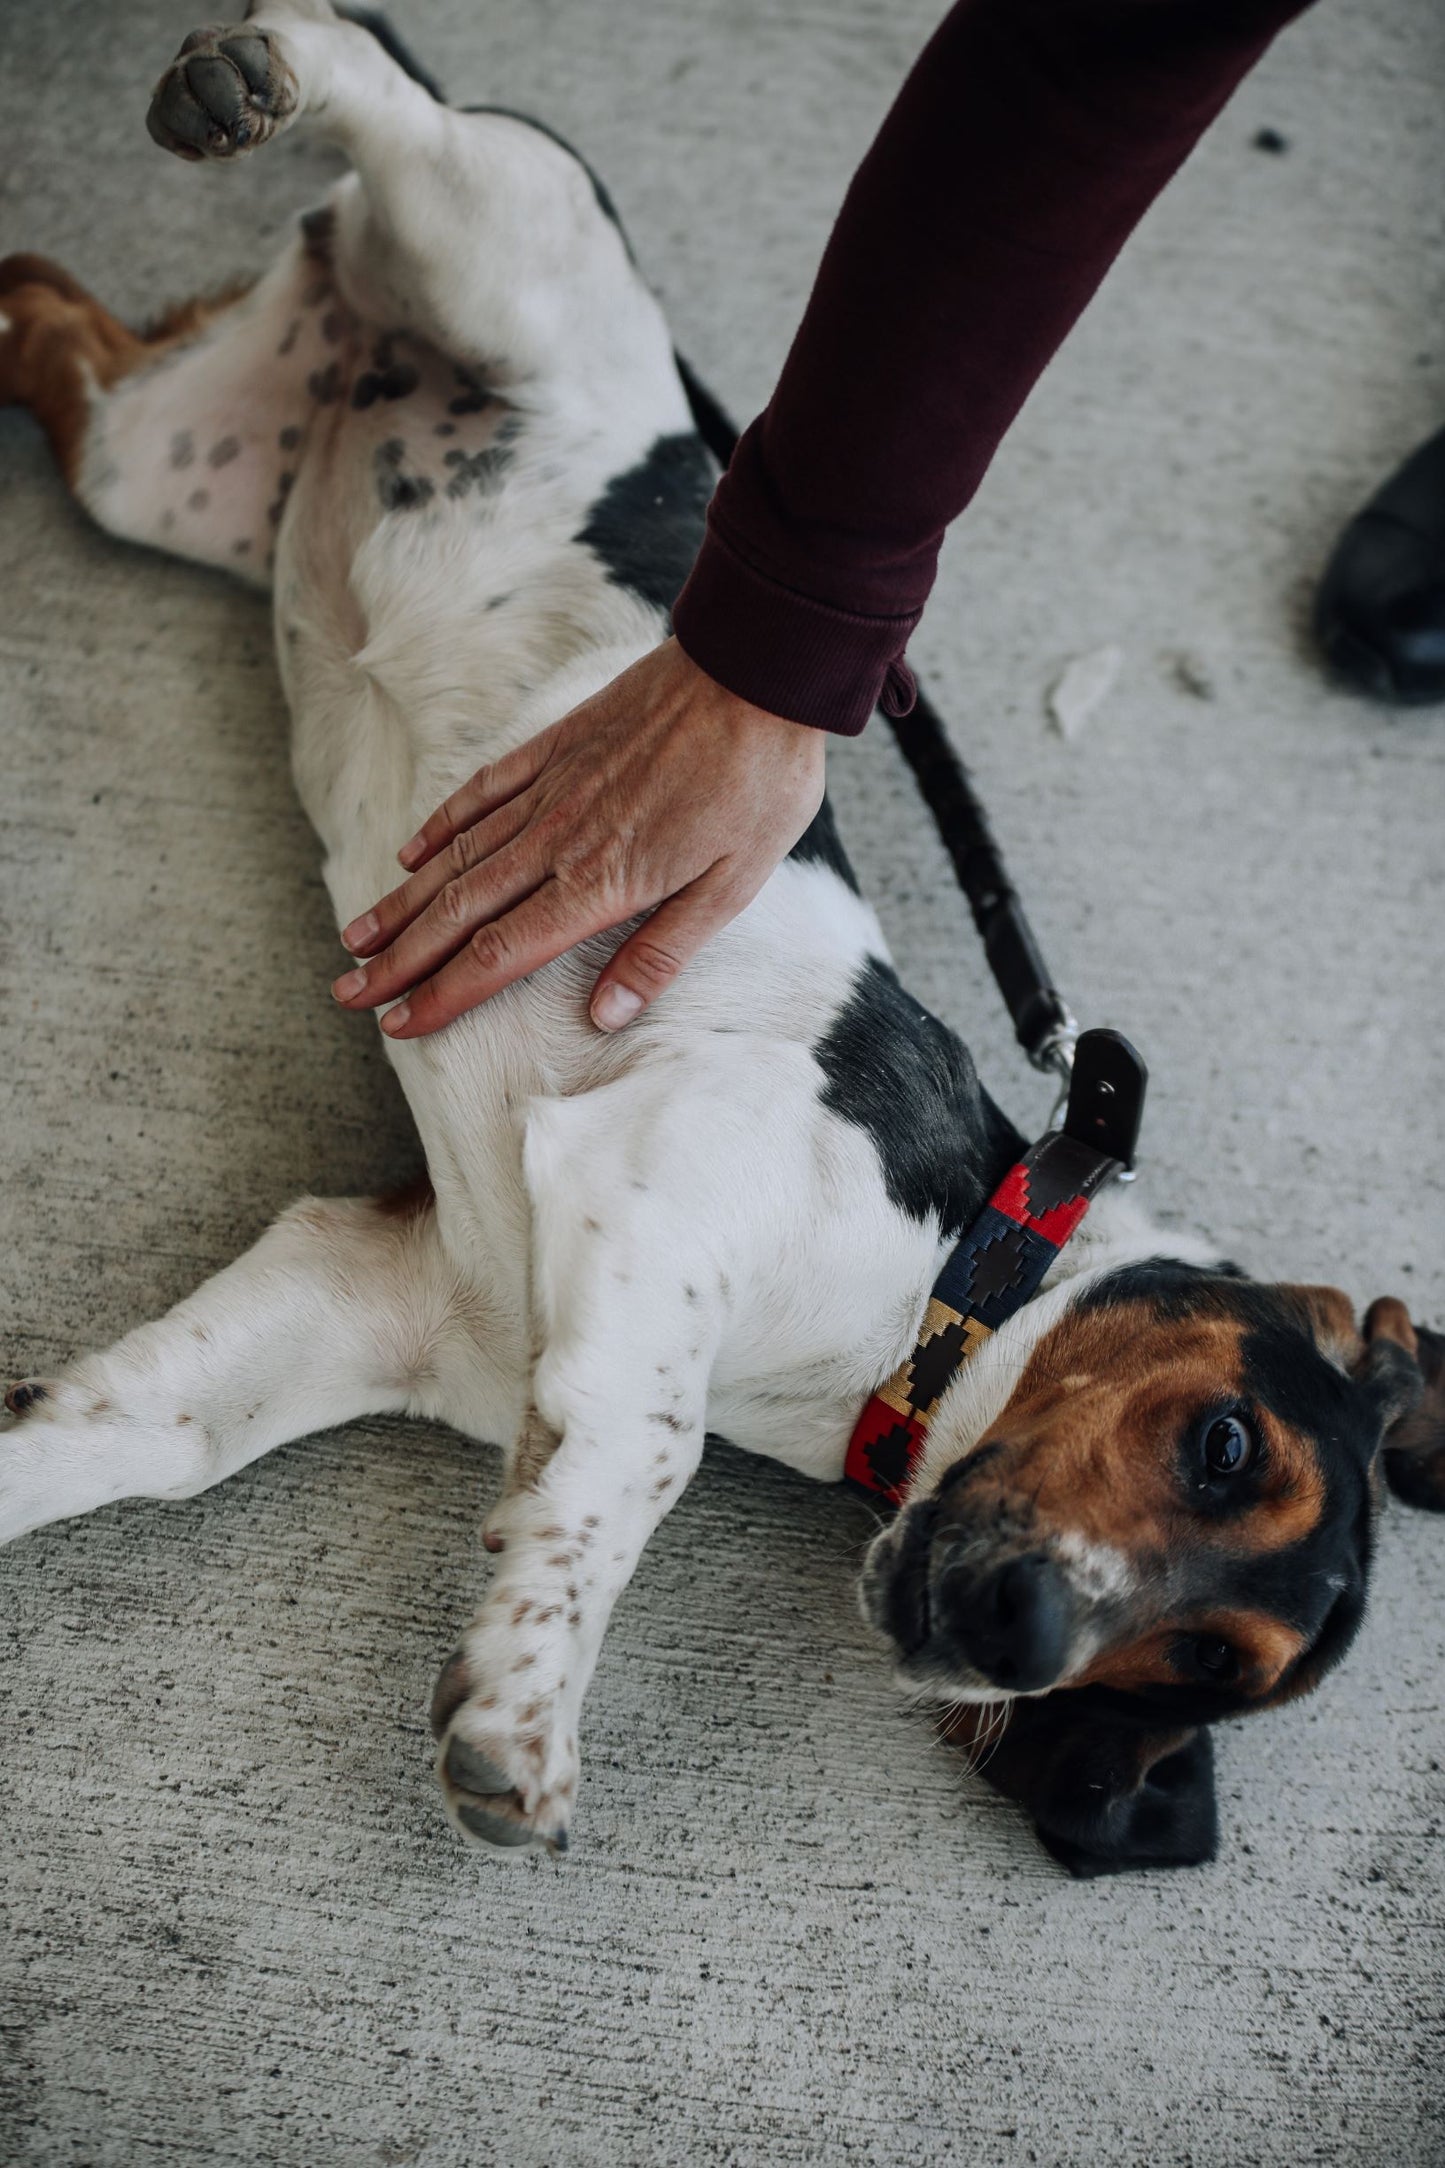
[[845, 1030, 1147, 1508]]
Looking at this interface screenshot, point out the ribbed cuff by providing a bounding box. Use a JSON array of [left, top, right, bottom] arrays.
[[672, 520, 919, 737]]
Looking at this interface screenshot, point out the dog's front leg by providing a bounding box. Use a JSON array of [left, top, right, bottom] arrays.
[[431, 1279, 716, 1855]]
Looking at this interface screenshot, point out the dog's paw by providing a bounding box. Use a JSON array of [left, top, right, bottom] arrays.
[[431, 1647, 578, 1856], [146, 26, 299, 162], [4, 1379, 54, 1418]]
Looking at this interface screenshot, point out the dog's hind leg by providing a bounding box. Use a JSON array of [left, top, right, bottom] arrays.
[[0, 230, 353, 588], [146, 4, 685, 410], [0, 1188, 509, 1546]]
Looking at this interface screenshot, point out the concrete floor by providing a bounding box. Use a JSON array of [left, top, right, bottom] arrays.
[[2, 1, 1443, 2162]]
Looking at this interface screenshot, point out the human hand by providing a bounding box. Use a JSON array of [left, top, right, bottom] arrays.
[[330, 638, 825, 1037]]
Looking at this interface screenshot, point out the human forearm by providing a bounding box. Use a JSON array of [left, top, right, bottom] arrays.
[[674, 0, 1318, 734]]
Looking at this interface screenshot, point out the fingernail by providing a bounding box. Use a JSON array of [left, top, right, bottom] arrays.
[[398, 835, 425, 868], [592, 983, 644, 1032], [340, 910, 379, 953], [380, 1001, 411, 1035], [332, 968, 368, 1002]]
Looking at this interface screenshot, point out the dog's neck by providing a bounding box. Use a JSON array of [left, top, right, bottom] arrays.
[[909, 1182, 1224, 1493]]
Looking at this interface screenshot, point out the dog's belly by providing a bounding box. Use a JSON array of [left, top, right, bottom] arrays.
[[271, 311, 663, 906]]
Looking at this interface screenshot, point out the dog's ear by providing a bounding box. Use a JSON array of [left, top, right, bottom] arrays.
[[1283, 1283, 1436, 1499], [1362, 1297, 1445, 1511], [943, 1696, 1217, 1878]]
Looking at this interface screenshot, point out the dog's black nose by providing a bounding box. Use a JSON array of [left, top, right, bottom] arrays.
[[937, 1551, 1073, 1692]]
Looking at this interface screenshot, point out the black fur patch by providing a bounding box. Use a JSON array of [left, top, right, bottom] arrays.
[[813, 957, 1022, 1238], [448, 366, 493, 417], [374, 439, 434, 512], [308, 361, 344, 406], [788, 797, 860, 892], [443, 445, 513, 500], [574, 434, 714, 616], [352, 363, 420, 410], [299, 203, 336, 260]]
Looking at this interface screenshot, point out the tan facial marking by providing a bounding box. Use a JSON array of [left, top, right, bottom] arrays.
[[960, 1299, 1328, 1561], [1074, 1610, 1308, 1700]]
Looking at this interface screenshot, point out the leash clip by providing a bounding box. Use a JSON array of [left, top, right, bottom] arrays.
[[1053, 1027, 1147, 1176]]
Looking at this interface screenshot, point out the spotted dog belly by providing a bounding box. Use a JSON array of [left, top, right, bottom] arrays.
[[82, 210, 518, 595], [291, 321, 520, 558]]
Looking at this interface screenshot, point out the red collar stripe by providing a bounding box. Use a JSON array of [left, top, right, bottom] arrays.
[[844, 1129, 1121, 1506]]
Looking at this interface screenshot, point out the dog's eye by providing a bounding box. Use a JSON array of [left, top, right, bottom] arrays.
[[1193, 1636, 1239, 1681], [1203, 1412, 1255, 1475]]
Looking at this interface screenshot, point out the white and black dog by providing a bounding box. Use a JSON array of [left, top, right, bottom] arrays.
[[3, 2, 1440, 1874]]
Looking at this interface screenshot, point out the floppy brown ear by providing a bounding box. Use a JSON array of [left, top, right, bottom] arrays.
[[1363, 1297, 1445, 1511], [942, 1696, 1217, 1878]]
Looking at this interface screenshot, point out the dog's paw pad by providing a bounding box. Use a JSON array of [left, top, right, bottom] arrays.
[[437, 1721, 572, 1856], [444, 1735, 513, 1799], [146, 25, 297, 162], [217, 32, 278, 98]]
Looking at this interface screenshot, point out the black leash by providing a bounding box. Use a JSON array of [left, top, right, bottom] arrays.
[[676, 356, 1082, 1089]]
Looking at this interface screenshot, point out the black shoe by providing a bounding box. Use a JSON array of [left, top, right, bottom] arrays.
[[1315, 423, 1445, 704]]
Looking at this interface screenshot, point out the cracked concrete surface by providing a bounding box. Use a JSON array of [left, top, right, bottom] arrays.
[[1, 2, 1442, 2162]]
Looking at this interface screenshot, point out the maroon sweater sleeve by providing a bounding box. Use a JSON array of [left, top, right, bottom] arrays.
[[672, 0, 1317, 735]]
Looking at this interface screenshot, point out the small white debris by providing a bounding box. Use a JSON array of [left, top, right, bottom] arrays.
[[1047, 644, 1124, 740]]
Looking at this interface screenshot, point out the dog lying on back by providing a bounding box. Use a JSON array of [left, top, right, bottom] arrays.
[[2, 2, 1441, 1875]]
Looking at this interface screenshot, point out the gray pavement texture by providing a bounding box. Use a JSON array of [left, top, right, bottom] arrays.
[[2, 2, 1443, 2164]]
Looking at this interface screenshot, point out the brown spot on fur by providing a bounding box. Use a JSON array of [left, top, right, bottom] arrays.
[[1074, 1611, 1308, 1700], [0, 257, 252, 489], [375, 1174, 435, 1220], [512, 1653, 537, 1672], [142, 281, 255, 346], [1283, 1283, 1361, 1368], [1364, 1296, 1417, 1361], [651, 1478, 674, 1499], [299, 204, 336, 260], [510, 1600, 533, 1626]]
